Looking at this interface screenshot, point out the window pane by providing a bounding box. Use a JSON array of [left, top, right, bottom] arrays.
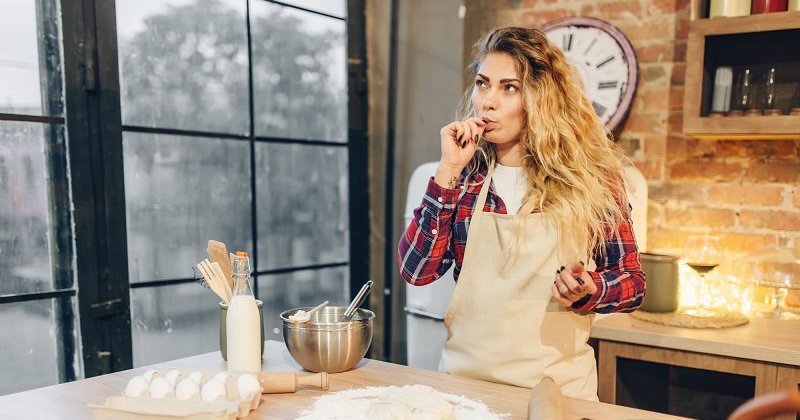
[[259, 266, 349, 343], [0, 0, 63, 116], [131, 283, 219, 366], [123, 133, 251, 282], [272, 0, 346, 18], [0, 122, 65, 294], [251, 2, 347, 142], [116, 0, 248, 133], [256, 144, 348, 270], [0, 297, 76, 395]]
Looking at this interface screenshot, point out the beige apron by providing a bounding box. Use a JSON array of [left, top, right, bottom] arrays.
[[439, 166, 598, 401]]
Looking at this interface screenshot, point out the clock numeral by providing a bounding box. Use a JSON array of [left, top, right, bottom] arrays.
[[562, 33, 574, 51], [592, 101, 608, 118], [598, 80, 618, 90], [583, 37, 598, 55], [595, 55, 616, 69]]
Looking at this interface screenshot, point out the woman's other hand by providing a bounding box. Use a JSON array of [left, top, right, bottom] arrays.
[[434, 118, 485, 188], [551, 262, 598, 307]]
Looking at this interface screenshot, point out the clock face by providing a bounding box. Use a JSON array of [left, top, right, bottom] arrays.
[[541, 17, 638, 133]]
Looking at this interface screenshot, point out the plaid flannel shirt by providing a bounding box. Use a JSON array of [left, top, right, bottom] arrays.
[[397, 171, 645, 314]]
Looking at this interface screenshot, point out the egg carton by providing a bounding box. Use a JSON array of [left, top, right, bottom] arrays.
[[89, 368, 262, 419]]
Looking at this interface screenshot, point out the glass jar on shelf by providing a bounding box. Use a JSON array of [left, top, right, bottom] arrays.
[[738, 245, 800, 320]]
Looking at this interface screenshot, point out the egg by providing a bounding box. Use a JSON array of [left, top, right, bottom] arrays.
[[188, 371, 204, 383], [175, 378, 201, 400], [210, 372, 228, 384], [149, 377, 173, 399], [236, 373, 261, 399], [164, 369, 182, 388], [124, 376, 149, 397], [201, 379, 227, 401], [142, 369, 159, 383]]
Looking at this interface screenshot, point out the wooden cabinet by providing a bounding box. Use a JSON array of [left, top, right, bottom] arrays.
[[598, 341, 779, 419], [592, 314, 800, 419], [683, 10, 800, 139]]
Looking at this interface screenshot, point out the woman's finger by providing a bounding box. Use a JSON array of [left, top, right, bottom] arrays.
[[559, 267, 584, 296], [453, 123, 465, 146], [466, 120, 482, 144], [551, 283, 573, 307], [459, 121, 473, 147], [554, 276, 576, 300], [568, 262, 598, 295]]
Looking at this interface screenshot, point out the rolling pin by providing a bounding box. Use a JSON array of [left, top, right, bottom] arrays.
[[528, 377, 564, 420], [257, 371, 329, 393]]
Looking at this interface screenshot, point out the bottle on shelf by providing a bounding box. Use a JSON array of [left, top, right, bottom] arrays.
[[729, 67, 755, 116], [762, 68, 781, 116], [751, 0, 788, 13], [709, 0, 752, 17]]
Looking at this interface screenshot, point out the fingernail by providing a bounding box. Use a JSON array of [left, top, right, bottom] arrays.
[[473, 134, 479, 142], [555, 270, 560, 274], [560, 266, 565, 271], [579, 261, 585, 266], [576, 278, 585, 285]]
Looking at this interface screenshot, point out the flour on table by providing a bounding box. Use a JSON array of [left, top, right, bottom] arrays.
[[295, 384, 509, 420]]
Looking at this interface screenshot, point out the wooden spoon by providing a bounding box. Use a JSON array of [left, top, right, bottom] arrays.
[[207, 259, 231, 302], [207, 240, 233, 292], [196, 261, 228, 304]]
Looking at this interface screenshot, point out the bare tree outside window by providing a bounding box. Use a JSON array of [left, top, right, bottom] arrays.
[[117, 0, 349, 366]]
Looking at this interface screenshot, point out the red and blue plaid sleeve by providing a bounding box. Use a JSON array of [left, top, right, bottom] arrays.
[[397, 177, 462, 286], [572, 208, 646, 314]]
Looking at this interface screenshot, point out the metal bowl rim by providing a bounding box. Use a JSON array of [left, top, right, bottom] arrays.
[[280, 307, 375, 327]]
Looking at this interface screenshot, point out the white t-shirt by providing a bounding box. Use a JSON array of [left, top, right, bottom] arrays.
[[492, 164, 527, 215]]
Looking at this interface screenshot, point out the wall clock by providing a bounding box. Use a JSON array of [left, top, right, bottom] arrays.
[[541, 17, 638, 133]]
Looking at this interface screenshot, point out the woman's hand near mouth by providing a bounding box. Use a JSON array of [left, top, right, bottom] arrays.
[[434, 117, 486, 188]]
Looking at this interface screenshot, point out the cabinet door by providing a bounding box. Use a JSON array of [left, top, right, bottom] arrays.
[[776, 366, 800, 420], [599, 341, 778, 419]]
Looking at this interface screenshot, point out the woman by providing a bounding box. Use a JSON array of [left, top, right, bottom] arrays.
[[397, 26, 645, 401]]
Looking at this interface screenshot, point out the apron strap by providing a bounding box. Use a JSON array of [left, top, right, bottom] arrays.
[[474, 165, 494, 215]]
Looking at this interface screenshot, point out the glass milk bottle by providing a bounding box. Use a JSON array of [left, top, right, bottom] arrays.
[[226, 252, 262, 372]]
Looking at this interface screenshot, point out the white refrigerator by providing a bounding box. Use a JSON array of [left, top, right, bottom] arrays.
[[403, 162, 455, 371]]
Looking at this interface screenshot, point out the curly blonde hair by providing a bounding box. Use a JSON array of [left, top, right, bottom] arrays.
[[461, 26, 630, 263]]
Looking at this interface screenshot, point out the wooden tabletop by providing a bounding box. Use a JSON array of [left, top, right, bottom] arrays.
[[0, 340, 687, 419], [591, 313, 800, 366]]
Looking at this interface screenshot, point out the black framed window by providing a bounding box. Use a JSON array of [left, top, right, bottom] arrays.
[[1, 0, 367, 392], [0, 0, 78, 394], [115, 0, 351, 367]]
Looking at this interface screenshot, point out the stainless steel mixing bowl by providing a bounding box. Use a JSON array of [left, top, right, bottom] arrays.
[[280, 306, 374, 373]]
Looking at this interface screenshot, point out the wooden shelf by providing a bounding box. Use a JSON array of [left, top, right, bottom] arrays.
[[683, 11, 800, 139]]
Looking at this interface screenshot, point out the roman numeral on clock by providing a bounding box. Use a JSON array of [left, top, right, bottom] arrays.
[[592, 101, 608, 117], [562, 33, 574, 51], [598, 80, 618, 89], [596, 55, 615, 69]]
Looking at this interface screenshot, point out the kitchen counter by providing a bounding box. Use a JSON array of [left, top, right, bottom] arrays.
[[591, 313, 800, 366], [0, 340, 687, 419]]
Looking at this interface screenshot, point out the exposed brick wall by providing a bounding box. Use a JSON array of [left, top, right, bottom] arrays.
[[469, 0, 800, 268]]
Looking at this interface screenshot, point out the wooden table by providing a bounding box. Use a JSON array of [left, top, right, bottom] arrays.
[[0, 340, 686, 419]]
